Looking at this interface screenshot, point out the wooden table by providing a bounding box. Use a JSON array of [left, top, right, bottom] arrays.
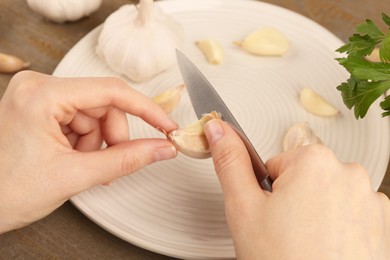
[[1, 0, 389, 259]]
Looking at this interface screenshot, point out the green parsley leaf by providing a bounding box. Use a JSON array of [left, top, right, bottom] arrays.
[[336, 13, 390, 119], [356, 19, 384, 39], [336, 34, 378, 57], [379, 35, 390, 62], [380, 96, 390, 116], [337, 56, 390, 81], [337, 78, 390, 119], [382, 13, 390, 27]]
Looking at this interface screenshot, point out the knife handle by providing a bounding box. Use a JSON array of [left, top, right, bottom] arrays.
[[229, 124, 273, 192], [260, 176, 273, 192]]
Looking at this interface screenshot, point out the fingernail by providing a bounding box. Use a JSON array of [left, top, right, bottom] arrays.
[[155, 145, 178, 161], [204, 119, 224, 145]]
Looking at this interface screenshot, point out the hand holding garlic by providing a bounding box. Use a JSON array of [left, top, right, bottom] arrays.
[[97, 0, 184, 82]]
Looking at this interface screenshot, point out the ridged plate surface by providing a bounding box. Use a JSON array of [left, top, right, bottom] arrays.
[[53, 0, 390, 259]]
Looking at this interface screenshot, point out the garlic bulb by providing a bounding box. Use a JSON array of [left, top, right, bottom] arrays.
[[27, 0, 102, 23], [97, 0, 185, 82], [168, 111, 220, 159], [283, 122, 322, 151]]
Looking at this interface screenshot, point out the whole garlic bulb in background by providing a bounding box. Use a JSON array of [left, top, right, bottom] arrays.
[[97, 0, 184, 82], [26, 0, 102, 23]]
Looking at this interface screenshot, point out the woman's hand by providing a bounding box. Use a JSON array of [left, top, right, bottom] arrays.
[[204, 119, 390, 259], [0, 71, 178, 233]]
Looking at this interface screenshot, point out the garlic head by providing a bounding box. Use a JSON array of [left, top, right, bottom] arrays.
[[97, 0, 185, 82], [27, 0, 102, 23], [168, 111, 221, 159]]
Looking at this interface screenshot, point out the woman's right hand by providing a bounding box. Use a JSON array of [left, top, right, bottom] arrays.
[[204, 119, 390, 259]]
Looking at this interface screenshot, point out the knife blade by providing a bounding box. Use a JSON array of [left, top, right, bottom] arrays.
[[176, 50, 273, 192]]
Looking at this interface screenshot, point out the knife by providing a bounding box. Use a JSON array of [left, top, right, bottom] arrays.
[[176, 50, 273, 192]]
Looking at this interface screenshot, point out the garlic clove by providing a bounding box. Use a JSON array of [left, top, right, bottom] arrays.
[[234, 27, 290, 56], [152, 84, 186, 114], [0, 53, 30, 73], [299, 87, 339, 116], [365, 47, 381, 62], [96, 1, 184, 82], [196, 39, 224, 64], [168, 111, 221, 159], [283, 122, 322, 151]]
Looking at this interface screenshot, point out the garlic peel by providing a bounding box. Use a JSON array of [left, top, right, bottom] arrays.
[[152, 84, 186, 114], [0, 53, 30, 73], [235, 27, 290, 56], [196, 39, 224, 64], [299, 87, 339, 116], [27, 0, 102, 23], [168, 111, 220, 159], [283, 122, 322, 151], [97, 1, 184, 82]]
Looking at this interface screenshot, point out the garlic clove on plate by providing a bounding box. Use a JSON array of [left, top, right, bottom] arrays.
[[168, 111, 221, 159], [283, 122, 322, 151], [234, 27, 290, 56], [0, 53, 30, 73], [196, 39, 224, 64], [365, 47, 382, 62], [152, 84, 186, 114], [299, 87, 339, 116], [96, 0, 184, 82], [27, 0, 102, 23]]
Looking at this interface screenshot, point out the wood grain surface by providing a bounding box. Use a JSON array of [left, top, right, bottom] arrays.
[[0, 0, 389, 259]]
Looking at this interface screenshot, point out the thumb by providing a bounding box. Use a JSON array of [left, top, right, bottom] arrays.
[[60, 139, 177, 194], [204, 119, 264, 201]]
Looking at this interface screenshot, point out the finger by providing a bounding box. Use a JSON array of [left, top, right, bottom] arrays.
[[204, 119, 265, 202], [265, 144, 338, 181], [58, 139, 178, 194], [66, 112, 103, 151], [49, 76, 178, 132], [101, 107, 129, 146]]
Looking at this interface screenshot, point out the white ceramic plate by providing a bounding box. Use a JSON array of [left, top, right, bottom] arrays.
[[53, 0, 390, 259]]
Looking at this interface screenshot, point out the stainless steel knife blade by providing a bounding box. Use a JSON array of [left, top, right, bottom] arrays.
[[176, 50, 273, 192]]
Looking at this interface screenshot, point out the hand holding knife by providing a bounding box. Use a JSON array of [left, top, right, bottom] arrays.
[[176, 50, 273, 192]]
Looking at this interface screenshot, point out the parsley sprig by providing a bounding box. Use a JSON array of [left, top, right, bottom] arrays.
[[336, 13, 390, 119]]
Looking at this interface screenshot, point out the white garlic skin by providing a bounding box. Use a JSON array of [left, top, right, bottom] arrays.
[[282, 122, 322, 151], [97, 2, 184, 82], [27, 0, 102, 23]]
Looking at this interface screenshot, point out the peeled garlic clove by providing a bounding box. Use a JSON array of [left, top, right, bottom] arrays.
[[196, 39, 224, 64], [152, 84, 186, 114], [97, 0, 184, 82], [168, 111, 220, 159], [283, 122, 322, 151], [234, 27, 290, 56], [0, 53, 30, 73], [365, 47, 381, 62], [299, 87, 339, 116]]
